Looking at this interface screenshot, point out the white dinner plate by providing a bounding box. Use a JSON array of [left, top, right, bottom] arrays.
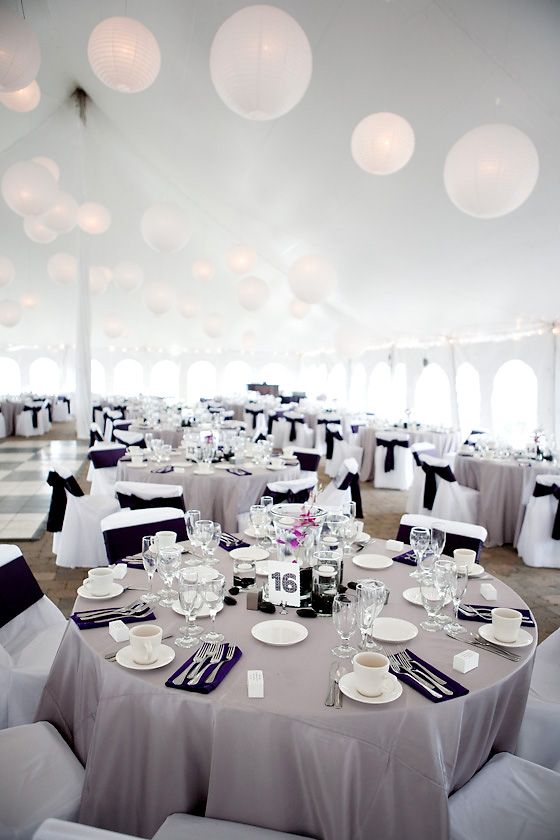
[[478, 625, 533, 648], [251, 620, 308, 646], [338, 672, 402, 705], [468, 564, 485, 578], [402, 587, 451, 607], [369, 617, 418, 643], [355, 533, 372, 545], [230, 546, 269, 561], [193, 468, 215, 475], [352, 553, 392, 571], [171, 600, 224, 618], [77, 582, 124, 600], [255, 560, 272, 576], [115, 644, 176, 671]]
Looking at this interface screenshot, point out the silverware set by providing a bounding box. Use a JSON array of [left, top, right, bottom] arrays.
[[446, 630, 521, 661], [171, 643, 238, 687], [383, 648, 450, 699], [74, 600, 151, 624], [324, 662, 343, 709], [459, 604, 533, 626], [220, 533, 243, 547]]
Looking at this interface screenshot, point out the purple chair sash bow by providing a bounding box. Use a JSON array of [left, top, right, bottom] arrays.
[[46, 470, 84, 532], [421, 462, 456, 511], [103, 517, 188, 565], [0, 554, 44, 628], [396, 524, 483, 561], [23, 404, 42, 428], [265, 485, 313, 505], [116, 492, 186, 512], [88, 446, 126, 469], [246, 407, 264, 429], [325, 426, 343, 460], [533, 482, 560, 539], [286, 416, 304, 442], [377, 437, 409, 472], [337, 470, 363, 518]]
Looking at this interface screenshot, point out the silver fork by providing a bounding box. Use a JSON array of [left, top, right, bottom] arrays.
[[74, 598, 145, 618], [324, 662, 338, 707], [395, 652, 454, 696], [386, 651, 443, 699], [460, 605, 533, 625], [177, 643, 214, 683], [187, 645, 226, 686], [203, 645, 236, 684], [74, 602, 150, 623]]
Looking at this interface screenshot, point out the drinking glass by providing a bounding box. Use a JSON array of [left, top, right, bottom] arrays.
[[340, 516, 358, 556], [157, 546, 181, 607], [444, 562, 469, 633], [260, 495, 274, 545], [200, 573, 226, 643], [194, 519, 214, 558], [141, 535, 159, 603], [331, 593, 358, 658], [430, 523, 446, 562], [409, 526, 430, 579], [205, 522, 222, 562], [186, 509, 201, 558], [420, 546, 436, 573], [418, 571, 447, 632], [342, 500, 356, 520], [250, 504, 268, 547], [175, 568, 203, 647], [356, 579, 386, 651], [432, 557, 454, 626]]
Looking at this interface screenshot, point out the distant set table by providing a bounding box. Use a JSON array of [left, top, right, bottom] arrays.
[[359, 427, 462, 481], [130, 426, 184, 449], [0, 400, 24, 435]]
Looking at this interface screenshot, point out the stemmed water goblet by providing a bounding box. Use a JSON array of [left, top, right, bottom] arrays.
[[340, 516, 358, 556], [175, 568, 203, 648], [331, 593, 358, 658], [441, 561, 469, 633], [250, 504, 268, 548], [157, 545, 181, 607], [200, 572, 226, 643], [185, 509, 202, 563], [141, 536, 159, 604], [205, 523, 222, 563], [356, 579, 387, 651], [430, 523, 446, 563], [260, 495, 274, 545], [193, 519, 214, 559], [418, 570, 447, 632], [409, 526, 430, 578]]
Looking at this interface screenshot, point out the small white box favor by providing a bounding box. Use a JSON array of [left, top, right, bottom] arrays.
[[480, 582, 497, 601], [112, 563, 128, 580], [386, 539, 404, 552], [109, 620, 130, 643], [453, 649, 479, 674]]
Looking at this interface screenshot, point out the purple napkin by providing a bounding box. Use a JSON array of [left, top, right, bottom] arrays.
[[226, 468, 252, 476], [458, 604, 535, 626], [219, 534, 250, 551], [390, 648, 468, 703], [392, 550, 417, 567], [151, 465, 174, 474], [166, 644, 242, 694], [71, 609, 156, 630]]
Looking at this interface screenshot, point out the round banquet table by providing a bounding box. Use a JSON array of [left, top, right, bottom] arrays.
[[116, 458, 300, 533], [36, 539, 536, 840], [129, 426, 184, 449], [359, 427, 462, 481], [0, 400, 24, 435]]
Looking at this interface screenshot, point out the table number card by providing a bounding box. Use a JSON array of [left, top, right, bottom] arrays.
[[267, 560, 300, 607]]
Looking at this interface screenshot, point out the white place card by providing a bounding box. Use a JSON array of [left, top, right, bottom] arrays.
[[267, 560, 300, 607]]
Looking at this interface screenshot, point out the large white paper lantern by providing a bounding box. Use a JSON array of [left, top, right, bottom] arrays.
[[335, 323, 368, 359], [103, 315, 125, 339], [141, 202, 191, 253], [204, 312, 223, 338], [42, 192, 78, 233], [89, 266, 112, 296], [20, 292, 39, 309], [444, 123, 539, 219], [31, 156, 60, 181], [238, 275, 269, 310], [227, 244, 257, 275], [179, 294, 199, 319], [144, 280, 175, 315], [210, 5, 312, 121], [288, 255, 337, 304], [0, 80, 41, 112], [0, 8, 41, 93], [47, 252, 77, 285], [23, 215, 57, 244], [192, 259, 215, 282], [0, 257, 15, 288], [351, 112, 415, 175], [289, 298, 310, 319], [114, 261, 143, 292], [88, 16, 161, 93], [241, 329, 256, 350], [0, 299, 22, 327], [2, 160, 58, 216], [77, 202, 111, 234]]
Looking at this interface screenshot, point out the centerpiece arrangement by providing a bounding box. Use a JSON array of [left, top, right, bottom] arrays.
[[269, 502, 328, 607]]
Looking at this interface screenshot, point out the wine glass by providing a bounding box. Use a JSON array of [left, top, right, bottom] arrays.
[[141, 536, 159, 603], [200, 573, 226, 643], [186, 509, 201, 559], [342, 500, 356, 520], [205, 522, 222, 562], [250, 504, 268, 548], [175, 568, 203, 648], [194, 519, 214, 558], [340, 516, 358, 556], [356, 579, 386, 651], [331, 593, 358, 658], [443, 562, 469, 633], [409, 526, 430, 579], [260, 495, 274, 545], [430, 523, 446, 562], [418, 571, 447, 632], [157, 546, 181, 607]]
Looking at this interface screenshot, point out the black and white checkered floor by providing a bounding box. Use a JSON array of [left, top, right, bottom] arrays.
[[0, 439, 89, 540]]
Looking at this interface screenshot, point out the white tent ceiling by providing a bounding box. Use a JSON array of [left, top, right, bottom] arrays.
[[1, 0, 559, 357]]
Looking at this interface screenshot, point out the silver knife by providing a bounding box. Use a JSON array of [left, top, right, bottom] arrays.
[[403, 671, 443, 699]]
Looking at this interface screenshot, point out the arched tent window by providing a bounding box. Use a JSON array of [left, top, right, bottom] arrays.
[[327, 362, 347, 402], [29, 357, 61, 394], [222, 360, 253, 395], [150, 360, 179, 398], [91, 359, 106, 395], [348, 362, 367, 410], [0, 357, 21, 394], [456, 362, 481, 437], [414, 363, 452, 426], [391, 363, 407, 420], [301, 363, 327, 399], [260, 363, 292, 393], [186, 360, 217, 403], [113, 359, 144, 397], [491, 360, 538, 447], [367, 362, 391, 415]]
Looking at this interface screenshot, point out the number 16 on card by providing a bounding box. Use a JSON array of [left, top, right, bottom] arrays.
[[267, 561, 300, 607]]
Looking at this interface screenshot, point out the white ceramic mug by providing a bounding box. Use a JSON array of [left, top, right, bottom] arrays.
[[155, 530, 176, 549], [270, 457, 283, 469], [352, 651, 390, 697], [491, 607, 522, 643], [453, 548, 477, 573], [129, 624, 162, 665], [82, 567, 113, 596]]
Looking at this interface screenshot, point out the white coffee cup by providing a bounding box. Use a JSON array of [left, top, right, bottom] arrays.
[[82, 567, 113, 596], [453, 548, 477, 573], [491, 608, 522, 643], [198, 461, 212, 473], [129, 624, 162, 665], [155, 530, 176, 549], [352, 651, 390, 697], [128, 446, 142, 457], [270, 457, 283, 469]]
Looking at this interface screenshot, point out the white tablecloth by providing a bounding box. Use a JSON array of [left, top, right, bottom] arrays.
[[359, 427, 462, 481]]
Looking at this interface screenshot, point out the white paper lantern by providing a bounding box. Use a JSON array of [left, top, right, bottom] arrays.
[[226, 244, 257, 275], [444, 123, 540, 219], [0, 80, 41, 112], [47, 252, 77, 285], [141, 202, 191, 253], [89, 266, 113, 296], [23, 215, 57, 244], [114, 261, 143, 292], [2, 160, 58, 216], [144, 280, 175, 315], [351, 112, 415, 175], [103, 315, 125, 339], [77, 202, 111, 234], [210, 5, 312, 121], [204, 312, 223, 338], [0, 8, 41, 93], [241, 329, 256, 350], [0, 299, 22, 327], [42, 191, 78, 233], [335, 323, 368, 359], [179, 294, 199, 319], [88, 16, 161, 93], [238, 275, 269, 311], [20, 292, 39, 309], [31, 156, 60, 181], [0, 256, 15, 288], [289, 298, 310, 319], [192, 259, 215, 282], [288, 255, 337, 304]]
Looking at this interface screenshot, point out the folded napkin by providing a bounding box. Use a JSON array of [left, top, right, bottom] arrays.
[[226, 468, 252, 476], [219, 534, 250, 551], [458, 604, 535, 626], [151, 465, 174, 474], [71, 609, 156, 630], [390, 649, 468, 704], [392, 550, 417, 567], [166, 644, 242, 694]]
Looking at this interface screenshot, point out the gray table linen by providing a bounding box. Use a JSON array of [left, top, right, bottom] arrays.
[[0, 400, 23, 435], [359, 427, 462, 481]]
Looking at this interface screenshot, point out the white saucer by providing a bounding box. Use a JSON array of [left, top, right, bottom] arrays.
[[468, 564, 485, 578], [266, 464, 285, 471], [255, 560, 271, 576], [251, 620, 308, 646], [369, 617, 418, 643], [213, 462, 232, 470], [353, 553, 392, 571], [402, 587, 451, 607], [115, 644, 176, 671], [338, 672, 402, 705], [230, 546, 269, 561], [355, 533, 371, 545], [478, 624, 533, 648], [77, 582, 124, 600], [171, 600, 224, 618], [193, 468, 214, 475]]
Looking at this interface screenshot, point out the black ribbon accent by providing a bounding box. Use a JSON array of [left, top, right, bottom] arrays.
[[103, 517, 188, 565], [92, 404, 102, 421], [463, 429, 484, 445], [325, 426, 343, 460], [337, 470, 363, 518], [254, 433, 267, 443], [246, 408, 264, 429], [88, 446, 126, 469], [113, 431, 147, 448], [533, 482, 560, 540], [267, 412, 285, 435], [46, 470, 84, 532], [0, 554, 44, 628], [23, 404, 41, 429], [116, 493, 185, 512], [89, 426, 104, 447], [421, 462, 456, 511], [293, 451, 321, 471], [265, 486, 313, 505], [377, 437, 409, 473], [396, 523, 483, 561], [286, 417, 304, 442], [58, 396, 71, 412], [44, 401, 52, 423]]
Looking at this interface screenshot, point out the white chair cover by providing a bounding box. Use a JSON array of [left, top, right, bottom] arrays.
[[0, 412, 7, 438], [101, 508, 188, 564], [517, 474, 560, 569], [52, 400, 71, 423], [407, 444, 437, 514], [396, 514, 487, 559], [270, 417, 289, 450], [55, 493, 120, 569], [418, 455, 479, 525], [114, 481, 183, 502], [15, 403, 47, 437], [316, 459, 355, 512], [33, 820, 141, 840], [113, 430, 145, 447], [516, 628, 560, 772], [154, 813, 310, 840], [236, 475, 317, 531], [315, 415, 341, 453], [327, 439, 363, 479], [374, 431, 413, 490], [88, 443, 125, 496]]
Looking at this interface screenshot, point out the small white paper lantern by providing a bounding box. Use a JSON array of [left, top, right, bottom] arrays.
[[42, 192, 78, 233], [351, 112, 415, 175], [227, 244, 257, 275], [238, 275, 269, 310], [31, 156, 60, 181], [204, 312, 223, 338], [0, 256, 15, 287], [144, 280, 175, 315], [288, 255, 337, 304], [114, 261, 143, 292], [141, 202, 191, 253], [192, 259, 215, 282], [89, 266, 113, 296], [103, 315, 125, 339], [444, 123, 540, 219], [0, 80, 41, 112], [179, 294, 199, 319], [335, 323, 368, 359], [20, 292, 39, 309], [47, 252, 77, 285], [2, 160, 58, 216], [77, 202, 111, 234], [88, 16, 161, 93], [210, 5, 312, 121], [23, 216, 57, 244], [289, 298, 310, 319], [0, 8, 41, 93], [0, 299, 22, 327], [241, 329, 256, 350]]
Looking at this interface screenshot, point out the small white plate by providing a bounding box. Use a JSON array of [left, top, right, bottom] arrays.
[[251, 620, 308, 646], [478, 624, 533, 648], [77, 582, 124, 600], [353, 553, 392, 571], [230, 546, 269, 561], [266, 464, 285, 471], [255, 560, 272, 576], [172, 600, 224, 618], [243, 526, 257, 538], [402, 587, 451, 607], [355, 533, 371, 545], [338, 672, 402, 705], [369, 617, 418, 643], [468, 564, 485, 578], [193, 468, 215, 475], [115, 644, 176, 671]]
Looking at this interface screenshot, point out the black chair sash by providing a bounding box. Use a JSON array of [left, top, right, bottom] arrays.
[[267, 411, 285, 435], [286, 417, 304, 442], [246, 408, 264, 429], [412, 448, 436, 467], [421, 462, 456, 511], [103, 517, 188, 565], [463, 429, 484, 445], [44, 401, 52, 423], [89, 427, 104, 447], [254, 433, 267, 443], [325, 427, 343, 460], [116, 492, 185, 512], [265, 485, 313, 505], [112, 405, 127, 418], [337, 470, 363, 518], [377, 438, 409, 473], [23, 404, 42, 429], [92, 404, 102, 421], [293, 452, 321, 471], [396, 523, 483, 561], [0, 554, 44, 628], [88, 446, 126, 469], [46, 470, 84, 533], [113, 431, 147, 449], [533, 482, 560, 540], [58, 396, 71, 412]]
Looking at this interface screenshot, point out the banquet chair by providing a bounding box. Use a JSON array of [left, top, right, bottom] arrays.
[[46, 468, 84, 555], [327, 438, 363, 480], [406, 442, 438, 514], [374, 432, 413, 490], [324, 423, 344, 477], [317, 458, 362, 517], [244, 407, 266, 436], [515, 628, 560, 772], [315, 414, 341, 454], [52, 397, 72, 423], [115, 481, 185, 511], [89, 422, 104, 448], [15, 402, 47, 437], [0, 409, 6, 438], [283, 413, 312, 448], [113, 429, 146, 448], [237, 475, 317, 531], [396, 514, 487, 561], [291, 448, 321, 473], [0, 545, 66, 729], [88, 443, 127, 496], [416, 454, 479, 524], [0, 722, 84, 840], [101, 508, 188, 567], [54, 474, 120, 569], [517, 474, 560, 568], [448, 753, 560, 840]]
